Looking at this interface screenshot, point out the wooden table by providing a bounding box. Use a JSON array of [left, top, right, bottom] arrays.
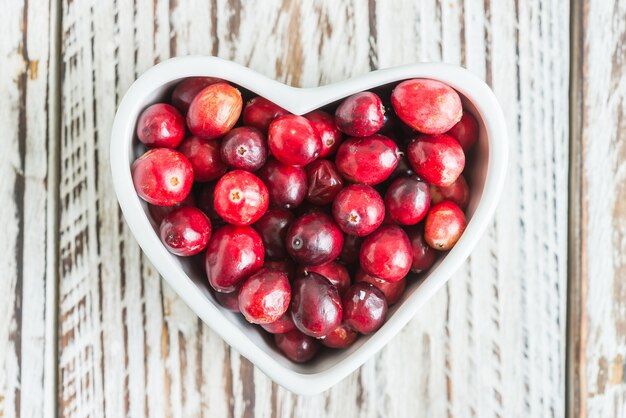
[[1, 0, 623, 416]]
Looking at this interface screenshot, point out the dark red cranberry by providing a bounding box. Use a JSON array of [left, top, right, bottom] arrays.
[[291, 273, 342, 338], [407, 134, 465, 187], [360, 225, 412, 282], [263, 260, 296, 282], [304, 110, 343, 157], [274, 329, 319, 363], [238, 268, 291, 324], [294, 201, 331, 217], [220, 127, 267, 172], [335, 92, 384, 137], [339, 234, 362, 264], [205, 225, 264, 292], [214, 288, 240, 312], [379, 100, 399, 134], [253, 208, 294, 260], [342, 283, 387, 334], [256, 158, 307, 209], [136, 104, 185, 148], [171, 77, 222, 113], [132, 148, 193, 206], [446, 111, 479, 151], [214, 170, 269, 225], [424, 201, 467, 250], [335, 135, 399, 185], [187, 83, 242, 139], [268, 115, 321, 166], [384, 176, 431, 225], [286, 212, 344, 266], [297, 261, 351, 296], [405, 226, 437, 273], [430, 174, 470, 210], [332, 184, 385, 236], [159, 207, 211, 256], [148, 193, 196, 225], [242, 97, 289, 131], [355, 268, 406, 305], [320, 323, 358, 349], [178, 136, 227, 182], [305, 159, 344, 206], [196, 182, 223, 224], [261, 311, 296, 334], [387, 154, 414, 182]]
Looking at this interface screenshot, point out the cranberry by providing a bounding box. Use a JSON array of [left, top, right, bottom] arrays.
[[405, 225, 437, 273], [171, 77, 222, 113], [132, 148, 193, 206], [159, 207, 211, 256], [238, 268, 291, 324], [387, 154, 414, 182], [286, 212, 344, 266], [220, 127, 267, 172], [136, 104, 185, 148], [268, 115, 321, 166], [360, 225, 412, 282], [214, 288, 240, 312], [305, 159, 344, 206], [214, 170, 269, 226], [335, 135, 399, 185], [297, 261, 351, 296], [304, 110, 343, 157], [446, 111, 479, 152], [257, 158, 307, 209], [424, 201, 467, 250], [274, 329, 319, 363], [253, 208, 294, 260], [339, 234, 362, 264], [205, 225, 264, 292], [187, 83, 242, 139], [178, 136, 227, 182], [379, 100, 399, 134], [320, 323, 358, 349], [335, 92, 384, 137], [430, 174, 470, 210], [391, 79, 462, 134], [332, 185, 385, 236], [242, 97, 289, 131], [291, 273, 342, 337], [343, 283, 388, 334], [196, 182, 223, 224], [263, 260, 296, 281], [355, 268, 406, 305], [261, 311, 296, 334], [148, 193, 196, 225], [407, 134, 465, 187], [384, 176, 431, 225]]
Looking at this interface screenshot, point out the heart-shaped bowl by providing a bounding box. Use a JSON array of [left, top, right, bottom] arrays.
[[110, 56, 507, 395]]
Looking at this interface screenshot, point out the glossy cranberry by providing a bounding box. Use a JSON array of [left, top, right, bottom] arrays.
[[424, 200, 467, 250], [214, 170, 269, 226], [178, 136, 227, 182], [263, 260, 296, 281], [261, 311, 296, 334], [136, 104, 185, 148], [242, 97, 289, 131], [320, 323, 358, 349], [335, 135, 399, 185], [306, 159, 344, 206], [332, 185, 385, 236], [253, 208, 294, 260], [384, 176, 431, 225], [379, 100, 399, 134], [297, 261, 351, 296], [291, 273, 342, 338], [387, 154, 414, 182], [205, 225, 264, 292], [238, 268, 291, 324], [339, 234, 362, 264], [214, 288, 240, 312], [132, 148, 193, 206], [268, 115, 321, 166], [219, 127, 267, 172], [187, 83, 242, 139], [257, 158, 307, 209], [159, 207, 211, 256], [342, 283, 387, 334], [196, 182, 223, 224], [446, 111, 479, 152], [274, 329, 319, 363], [171, 77, 222, 113], [405, 226, 437, 273], [148, 193, 196, 225], [355, 268, 406, 305], [407, 134, 465, 187], [304, 110, 343, 157], [360, 225, 412, 282], [391, 79, 462, 134], [430, 174, 470, 210], [335, 92, 384, 137], [286, 212, 344, 266]]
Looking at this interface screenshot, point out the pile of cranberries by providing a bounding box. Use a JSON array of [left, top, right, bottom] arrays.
[[131, 76, 478, 363]]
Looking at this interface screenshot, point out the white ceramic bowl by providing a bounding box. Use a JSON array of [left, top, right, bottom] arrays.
[[110, 56, 507, 395]]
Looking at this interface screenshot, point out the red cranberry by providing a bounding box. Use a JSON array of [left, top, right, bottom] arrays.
[[159, 207, 211, 256], [263, 260, 296, 282], [274, 329, 319, 363], [332, 185, 385, 236], [205, 225, 264, 292], [268, 115, 321, 166], [424, 200, 467, 250], [238, 268, 291, 324], [384, 176, 431, 225], [132, 148, 193, 206], [306, 159, 344, 206], [148, 193, 196, 225], [214, 170, 269, 225], [335, 92, 384, 137], [136, 104, 185, 148], [342, 283, 387, 334], [405, 225, 437, 273], [355, 268, 406, 305], [387, 154, 414, 182], [196, 182, 223, 224], [304, 110, 343, 157], [261, 311, 296, 334], [220, 127, 267, 172], [391, 79, 462, 134], [339, 234, 362, 264], [242, 97, 289, 131], [407, 134, 465, 187], [335, 135, 399, 185], [286, 212, 344, 266], [291, 273, 342, 338], [253, 208, 294, 260], [178, 136, 227, 182], [430, 174, 470, 210], [360, 225, 412, 282], [171, 77, 222, 113], [320, 323, 358, 349], [446, 111, 479, 151], [214, 288, 240, 312], [187, 83, 242, 139], [257, 158, 307, 209], [297, 261, 351, 296]]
